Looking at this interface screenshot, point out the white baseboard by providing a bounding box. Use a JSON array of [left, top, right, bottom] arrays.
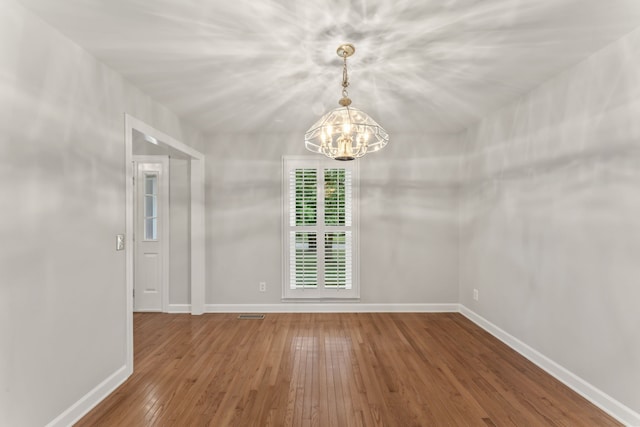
[[459, 305, 640, 427], [205, 303, 459, 313], [167, 303, 192, 313], [45, 365, 130, 427]]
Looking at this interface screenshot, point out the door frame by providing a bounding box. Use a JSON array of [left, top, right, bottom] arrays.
[[133, 155, 170, 313], [124, 114, 206, 373]]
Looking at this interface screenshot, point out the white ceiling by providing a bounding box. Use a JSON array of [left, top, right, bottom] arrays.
[[17, 0, 640, 135]]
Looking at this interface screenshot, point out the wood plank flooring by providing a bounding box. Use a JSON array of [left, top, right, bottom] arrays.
[[76, 313, 620, 426]]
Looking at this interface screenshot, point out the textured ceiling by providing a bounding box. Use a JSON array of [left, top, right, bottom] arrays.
[[17, 0, 640, 135]]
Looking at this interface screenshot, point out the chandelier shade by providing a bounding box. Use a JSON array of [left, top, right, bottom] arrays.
[[304, 44, 389, 161], [304, 107, 389, 160]]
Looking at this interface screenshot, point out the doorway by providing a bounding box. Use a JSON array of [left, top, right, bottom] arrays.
[[133, 156, 169, 312], [124, 114, 205, 373]]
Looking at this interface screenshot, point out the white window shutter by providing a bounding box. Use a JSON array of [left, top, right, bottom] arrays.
[[283, 158, 358, 299], [290, 231, 317, 289], [289, 168, 317, 227], [324, 231, 352, 289]]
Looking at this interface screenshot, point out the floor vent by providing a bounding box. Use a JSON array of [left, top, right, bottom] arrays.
[[238, 313, 265, 320]]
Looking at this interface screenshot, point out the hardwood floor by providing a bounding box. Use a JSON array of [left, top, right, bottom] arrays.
[[77, 313, 620, 426]]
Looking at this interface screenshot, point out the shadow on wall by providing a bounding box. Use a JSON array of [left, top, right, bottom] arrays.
[[458, 27, 640, 416]]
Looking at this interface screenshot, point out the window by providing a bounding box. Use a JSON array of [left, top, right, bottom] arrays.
[[144, 173, 158, 240], [283, 157, 358, 299]]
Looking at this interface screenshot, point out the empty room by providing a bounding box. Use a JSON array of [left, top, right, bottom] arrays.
[[1, 0, 640, 426]]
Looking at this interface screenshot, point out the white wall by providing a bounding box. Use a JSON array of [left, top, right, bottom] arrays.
[[0, 0, 203, 425], [359, 133, 460, 303], [460, 27, 640, 415], [205, 132, 461, 305], [169, 158, 190, 305]]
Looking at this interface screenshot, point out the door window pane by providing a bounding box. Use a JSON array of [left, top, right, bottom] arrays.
[[143, 173, 158, 240], [144, 195, 157, 217], [145, 175, 157, 194], [145, 218, 157, 241]]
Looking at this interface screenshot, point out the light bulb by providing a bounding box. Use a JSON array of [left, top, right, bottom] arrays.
[[326, 125, 333, 135], [343, 122, 351, 134]]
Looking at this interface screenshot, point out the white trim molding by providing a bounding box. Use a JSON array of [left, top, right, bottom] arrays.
[[189, 157, 206, 315], [167, 304, 192, 313], [205, 303, 459, 313], [125, 114, 206, 374], [459, 305, 640, 427], [45, 365, 129, 427]]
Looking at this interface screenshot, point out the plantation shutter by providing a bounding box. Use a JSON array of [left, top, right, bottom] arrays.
[[283, 158, 358, 299], [323, 168, 352, 288], [289, 168, 318, 288]]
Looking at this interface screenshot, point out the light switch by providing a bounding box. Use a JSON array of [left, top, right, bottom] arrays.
[[116, 234, 125, 251]]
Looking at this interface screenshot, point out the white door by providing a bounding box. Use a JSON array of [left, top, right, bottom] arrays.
[[134, 157, 169, 311]]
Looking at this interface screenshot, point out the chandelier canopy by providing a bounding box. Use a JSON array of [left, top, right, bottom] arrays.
[[305, 44, 389, 161]]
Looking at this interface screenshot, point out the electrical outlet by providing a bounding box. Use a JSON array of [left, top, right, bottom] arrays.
[[473, 289, 479, 301], [259, 281, 266, 292]]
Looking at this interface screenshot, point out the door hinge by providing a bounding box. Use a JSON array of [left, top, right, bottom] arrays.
[[133, 289, 135, 298]]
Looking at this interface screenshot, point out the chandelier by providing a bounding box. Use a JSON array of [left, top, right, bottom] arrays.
[[305, 43, 389, 161]]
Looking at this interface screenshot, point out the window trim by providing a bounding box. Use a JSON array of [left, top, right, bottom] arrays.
[[282, 156, 360, 300]]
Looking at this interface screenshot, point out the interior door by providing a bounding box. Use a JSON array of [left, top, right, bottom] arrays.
[[134, 158, 168, 311]]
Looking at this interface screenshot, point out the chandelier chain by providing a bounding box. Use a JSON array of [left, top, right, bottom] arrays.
[[342, 53, 349, 97]]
